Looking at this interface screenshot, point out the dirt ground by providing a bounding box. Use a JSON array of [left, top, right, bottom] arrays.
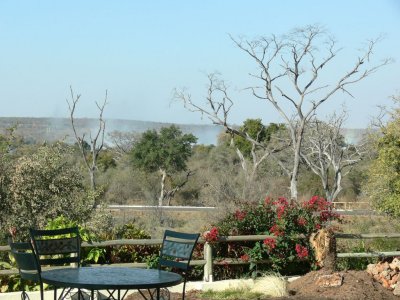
[[283, 269, 398, 300], [125, 269, 398, 300]]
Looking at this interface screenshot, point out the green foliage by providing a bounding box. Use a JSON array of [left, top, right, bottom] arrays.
[[365, 101, 400, 217], [131, 125, 197, 174], [97, 150, 117, 172], [145, 254, 160, 269], [0, 126, 23, 240], [107, 222, 159, 265], [208, 196, 341, 277], [2, 143, 94, 240], [232, 119, 285, 158], [44, 215, 105, 264], [336, 241, 377, 271], [74, 140, 91, 152], [113, 222, 151, 239]]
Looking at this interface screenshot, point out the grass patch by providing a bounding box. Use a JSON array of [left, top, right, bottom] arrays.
[[199, 288, 264, 300]]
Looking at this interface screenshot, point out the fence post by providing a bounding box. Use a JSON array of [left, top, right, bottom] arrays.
[[203, 242, 213, 282]]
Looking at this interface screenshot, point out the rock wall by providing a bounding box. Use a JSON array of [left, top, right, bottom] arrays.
[[367, 258, 400, 296]]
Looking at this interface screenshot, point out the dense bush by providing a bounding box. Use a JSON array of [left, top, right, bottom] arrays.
[[364, 98, 400, 217], [106, 222, 159, 264], [2, 143, 95, 240], [204, 195, 341, 278], [42, 217, 160, 266]]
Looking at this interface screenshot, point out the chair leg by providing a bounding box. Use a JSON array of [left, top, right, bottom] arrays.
[[21, 290, 30, 300], [40, 282, 44, 300], [182, 280, 187, 300]]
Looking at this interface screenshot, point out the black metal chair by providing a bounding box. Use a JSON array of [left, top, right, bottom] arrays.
[[155, 230, 200, 300], [29, 227, 82, 299], [8, 240, 44, 300]]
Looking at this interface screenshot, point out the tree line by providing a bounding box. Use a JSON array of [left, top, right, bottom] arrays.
[[0, 25, 398, 242]]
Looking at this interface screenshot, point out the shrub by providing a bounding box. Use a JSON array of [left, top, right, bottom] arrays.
[[106, 222, 159, 265], [207, 195, 341, 277], [44, 215, 105, 264], [3, 143, 94, 240]]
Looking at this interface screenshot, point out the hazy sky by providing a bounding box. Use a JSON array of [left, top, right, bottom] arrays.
[[0, 0, 399, 128]]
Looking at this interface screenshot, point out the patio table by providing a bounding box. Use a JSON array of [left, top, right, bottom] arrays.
[[41, 266, 182, 300]]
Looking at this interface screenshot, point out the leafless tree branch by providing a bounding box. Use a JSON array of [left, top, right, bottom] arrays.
[[67, 86, 108, 208]]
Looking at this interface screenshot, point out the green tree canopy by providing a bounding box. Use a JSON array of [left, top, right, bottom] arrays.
[[131, 125, 197, 174], [365, 98, 400, 216], [232, 119, 285, 157], [130, 125, 197, 205]]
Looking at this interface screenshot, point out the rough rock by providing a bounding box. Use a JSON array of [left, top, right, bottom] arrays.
[[367, 257, 400, 295], [315, 273, 343, 287], [393, 283, 400, 296]]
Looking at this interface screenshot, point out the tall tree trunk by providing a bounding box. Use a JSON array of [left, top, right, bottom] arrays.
[[89, 169, 96, 191], [159, 168, 167, 206], [330, 168, 343, 202], [290, 123, 305, 201], [89, 170, 98, 208]]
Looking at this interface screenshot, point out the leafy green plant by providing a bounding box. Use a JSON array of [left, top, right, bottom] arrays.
[[145, 254, 160, 269], [336, 241, 378, 271], [45, 215, 105, 264], [107, 222, 159, 265], [4, 143, 94, 240], [0, 262, 44, 293], [207, 195, 341, 278]]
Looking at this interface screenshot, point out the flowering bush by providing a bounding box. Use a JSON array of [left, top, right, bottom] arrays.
[[208, 195, 341, 276], [295, 244, 309, 259], [203, 226, 219, 243], [263, 237, 276, 251]]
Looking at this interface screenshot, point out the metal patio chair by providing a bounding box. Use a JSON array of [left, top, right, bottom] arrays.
[[142, 230, 200, 300], [29, 227, 82, 299], [9, 240, 44, 300]]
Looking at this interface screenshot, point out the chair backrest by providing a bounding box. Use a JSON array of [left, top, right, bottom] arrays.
[[29, 227, 81, 267], [159, 230, 200, 272], [9, 241, 41, 283]]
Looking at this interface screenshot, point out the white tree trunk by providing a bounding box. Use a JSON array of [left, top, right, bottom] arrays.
[[159, 169, 167, 206]]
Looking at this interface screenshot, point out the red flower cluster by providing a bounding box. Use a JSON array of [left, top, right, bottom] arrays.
[[276, 206, 286, 219], [240, 254, 250, 262], [234, 210, 247, 221], [204, 226, 219, 243], [303, 195, 332, 211], [295, 244, 309, 259], [297, 217, 307, 226], [273, 197, 289, 207], [263, 237, 276, 251], [273, 197, 289, 219], [269, 224, 284, 236]]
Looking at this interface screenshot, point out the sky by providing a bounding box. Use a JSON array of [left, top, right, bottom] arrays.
[[0, 0, 399, 129]]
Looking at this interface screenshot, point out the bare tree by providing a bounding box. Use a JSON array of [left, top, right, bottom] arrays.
[[301, 111, 365, 202], [229, 25, 390, 200], [162, 170, 194, 206], [234, 135, 272, 188], [67, 87, 107, 208], [175, 74, 285, 200], [108, 130, 139, 160]]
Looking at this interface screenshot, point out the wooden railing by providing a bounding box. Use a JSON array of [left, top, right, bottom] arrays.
[[332, 202, 370, 210], [107, 203, 371, 211], [1, 232, 399, 282]]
